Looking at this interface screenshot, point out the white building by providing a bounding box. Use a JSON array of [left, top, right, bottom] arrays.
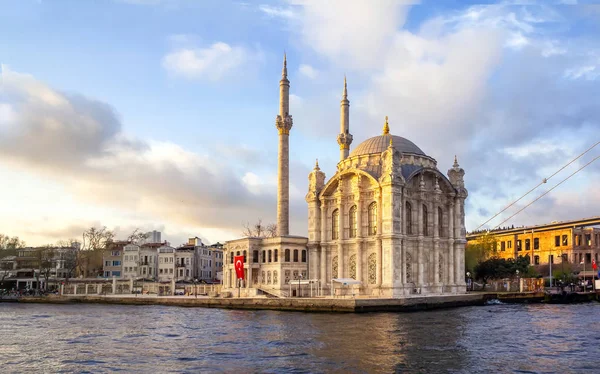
[[122, 244, 140, 279], [223, 56, 467, 298], [157, 245, 175, 282]]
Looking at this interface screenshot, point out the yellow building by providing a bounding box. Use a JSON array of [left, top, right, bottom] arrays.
[[467, 217, 600, 266]]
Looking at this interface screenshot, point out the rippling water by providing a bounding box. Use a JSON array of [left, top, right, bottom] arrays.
[[1, 302, 599, 373]]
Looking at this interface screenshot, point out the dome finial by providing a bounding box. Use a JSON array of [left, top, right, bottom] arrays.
[[315, 158, 320, 170], [453, 155, 459, 168], [383, 116, 390, 135]]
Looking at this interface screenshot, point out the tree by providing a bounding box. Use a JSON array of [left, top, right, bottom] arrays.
[[78, 227, 115, 278], [126, 229, 149, 245], [0, 234, 26, 257], [35, 246, 56, 291], [474, 255, 532, 286], [242, 219, 277, 238], [465, 234, 497, 273]]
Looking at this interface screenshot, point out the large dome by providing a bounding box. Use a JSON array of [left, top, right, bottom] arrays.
[[349, 134, 425, 157]]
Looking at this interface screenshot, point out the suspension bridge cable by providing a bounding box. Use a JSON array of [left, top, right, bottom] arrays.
[[492, 153, 600, 230], [475, 140, 600, 231]]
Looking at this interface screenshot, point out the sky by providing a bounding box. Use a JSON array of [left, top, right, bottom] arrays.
[[1, 0, 599, 247]]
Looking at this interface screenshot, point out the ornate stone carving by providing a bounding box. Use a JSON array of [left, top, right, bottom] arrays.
[[337, 132, 353, 150], [438, 253, 443, 283], [275, 114, 293, 135], [349, 254, 357, 279], [368, 253, 376, 284], [332, 256, 338, 278], [406, 252, 412, 283]]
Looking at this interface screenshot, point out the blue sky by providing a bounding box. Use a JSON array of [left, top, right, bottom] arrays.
[[1, 0, 599, 246]]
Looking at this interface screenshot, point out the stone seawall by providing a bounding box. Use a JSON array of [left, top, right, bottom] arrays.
[[18, 294, 488, 313]]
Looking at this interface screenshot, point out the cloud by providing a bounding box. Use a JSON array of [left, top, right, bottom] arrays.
[[281, 1, 600, 232], [289, 0, 415, 70], [298, 64, 318, 79], [162, 42, 263, 81], [0, 66, 302, 244], [259, 4, 297, 19]]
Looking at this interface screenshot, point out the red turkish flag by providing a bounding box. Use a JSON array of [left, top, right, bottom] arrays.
[[593, 259, 597, 271], [234, 255, 245, 279]]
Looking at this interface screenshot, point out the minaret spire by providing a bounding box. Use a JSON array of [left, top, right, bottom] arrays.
[[282, 52, 288, 79], [275, 52, 293, 236], [383, 116, 390, 135], [337, 75, 353, 161]]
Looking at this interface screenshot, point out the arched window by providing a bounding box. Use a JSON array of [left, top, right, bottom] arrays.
[[349, 205, 357, 238], [368, 202, 377, 236], [262, 250, 266, 263], [252, 250, 258, 263], [438, 207, 443, 237], [267, 271, 272, 284], [332, 209, 339, 240], [230, 252, 234, 264], [301, 249, 307, 263], [236, 251, 240, 256], [285, 249, 290, 262], [349, 254, 356, 279], [423, 204, 428, 236], [274, 249, 278, 262], [293, 249, 299, 262], [406, 202, 413, 235], [273, 271, 278, 284], [243, 250, 247, 263], [268, 250, 272, 263]]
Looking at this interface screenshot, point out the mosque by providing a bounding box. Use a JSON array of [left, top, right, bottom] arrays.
[[223, 56, 468, 298]]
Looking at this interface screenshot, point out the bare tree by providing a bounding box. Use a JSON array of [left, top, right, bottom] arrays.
[[265, 223, 278, 238], [35, 246, 55, 291], [242, 219, 277, 238], [126, 229, 149, 245], [79, 227, 115, 278]]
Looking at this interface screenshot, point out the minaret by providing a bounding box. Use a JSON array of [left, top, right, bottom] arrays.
[[275, 53, 293, 236], [337, 76, 353, 160]]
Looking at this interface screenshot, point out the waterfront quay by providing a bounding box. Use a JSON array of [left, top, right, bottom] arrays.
[[14, 290, 600, 313]]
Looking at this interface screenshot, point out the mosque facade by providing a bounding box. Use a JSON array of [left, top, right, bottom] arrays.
[[223, 56, 467, 297]]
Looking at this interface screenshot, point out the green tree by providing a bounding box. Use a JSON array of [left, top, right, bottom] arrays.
[[466, 233, 497, 273]]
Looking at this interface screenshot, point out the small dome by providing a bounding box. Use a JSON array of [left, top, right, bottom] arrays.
[[349, 134, 425, 157]]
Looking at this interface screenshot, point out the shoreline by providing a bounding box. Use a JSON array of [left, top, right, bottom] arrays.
[[7, 291, 598, 313]]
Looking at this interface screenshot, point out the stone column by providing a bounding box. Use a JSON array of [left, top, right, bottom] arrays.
[[433, 203, 440, 285], [448, 199, 455, 285], [97, 283, 102, 295], [320, 202, 327, 285], [337, 194, 344, 278], [112, 276, 117, 294], [356, 192, 363, 283], [417, 201, 424, 285], [376, 190, 383, 287]]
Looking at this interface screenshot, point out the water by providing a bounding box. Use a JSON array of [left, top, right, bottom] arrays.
[[1, 302, 599, 373]]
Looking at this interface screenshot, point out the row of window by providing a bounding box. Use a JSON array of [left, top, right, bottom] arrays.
[[331, 202, 446, 240], [229, 249, 307, 264], [501, 233, 599, 252]]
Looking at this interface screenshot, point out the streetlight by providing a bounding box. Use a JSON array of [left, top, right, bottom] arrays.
[[298, 274, 303, 298], [466, 272, 471, 291], [193, 278, 198, 298], [516, 270, 520, 293], [580, 260, 586, 292]]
